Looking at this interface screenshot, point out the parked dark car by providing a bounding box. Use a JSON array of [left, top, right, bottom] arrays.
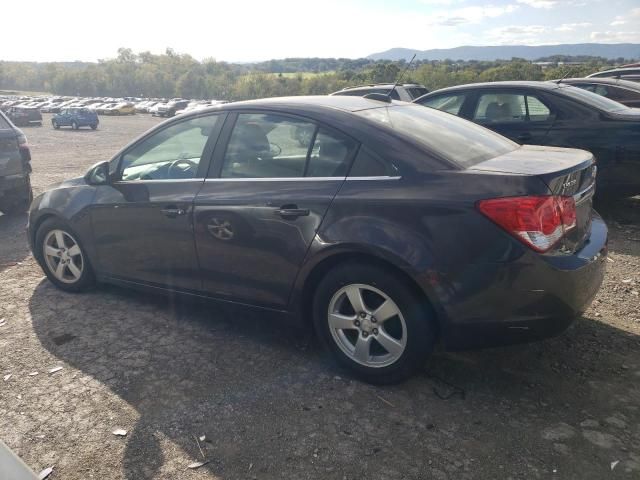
[[587, 67, 640, 82], [5, 107, 42, 127], [552, 78, 640, 107], [155, 99, 190, 117], [0, 110, 33, 214], [27, 96, 607, 383], [414, 81, 640, 198], [52, 108, 99, 130], [331, 83, 429, 102]]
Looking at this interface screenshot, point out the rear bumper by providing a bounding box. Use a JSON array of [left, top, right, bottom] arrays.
[[440, 214, 608, 350], [0, 173, 29, 196]]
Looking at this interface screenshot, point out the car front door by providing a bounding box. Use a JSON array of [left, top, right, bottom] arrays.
[[194, 111, 358, 308], [468, 90, 555, 145], [90, 113, 225, 290], [58, 109, 70, 126]]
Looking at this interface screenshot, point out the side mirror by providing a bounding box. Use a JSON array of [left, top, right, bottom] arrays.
[[85, 161, 111, 186]]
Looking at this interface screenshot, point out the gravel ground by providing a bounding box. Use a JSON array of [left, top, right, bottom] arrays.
[[1, 113, 639, 479]]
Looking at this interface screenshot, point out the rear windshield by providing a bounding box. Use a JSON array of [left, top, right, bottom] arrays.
[[557, 85, 629, 112], [354, 104, 517, 167]]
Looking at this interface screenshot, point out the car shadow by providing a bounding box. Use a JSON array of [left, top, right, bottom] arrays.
[[28, 278, 640, 479], [0, 212, 30, 273]]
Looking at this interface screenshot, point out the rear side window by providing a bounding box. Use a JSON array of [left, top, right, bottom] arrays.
[[608, 86, 640, 101], [355, 104, 517, 168], [348, 147, 397, 177], [407, 87, 429, 99], [307, 129, 358, 177], [419, 94, 467, 115]]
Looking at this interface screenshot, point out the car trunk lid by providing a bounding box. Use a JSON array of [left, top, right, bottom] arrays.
[[469, 145, 596, 253]]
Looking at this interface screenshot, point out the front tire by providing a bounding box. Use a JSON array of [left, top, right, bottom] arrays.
[[34, 218, 95, 292], [90, 124, 97, 130], [71, 121, 79, 130], [52, 120, 59, 129], [312, 262, 437, 384]]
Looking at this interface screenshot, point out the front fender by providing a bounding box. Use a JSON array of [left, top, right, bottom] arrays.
[[28, 185, 97, 263]]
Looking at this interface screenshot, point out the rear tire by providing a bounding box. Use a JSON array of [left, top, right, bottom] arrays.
[[71, 121, 78, 130], [312, 262, 437, 384], [90, 124, 97, 130], [52, 120, 59, 129], [34, 217, 95, 292]]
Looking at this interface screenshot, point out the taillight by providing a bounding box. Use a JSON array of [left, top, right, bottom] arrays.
[[477, 195, 576, 253], [17, 134, 31, 164]]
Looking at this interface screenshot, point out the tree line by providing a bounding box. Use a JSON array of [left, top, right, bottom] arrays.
[[0, 48, 629, 101]]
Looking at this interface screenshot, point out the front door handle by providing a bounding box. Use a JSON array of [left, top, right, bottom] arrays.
[[517, 132, 532, 142], [275, 204, 310, 218], [161, 206, 186, 218]]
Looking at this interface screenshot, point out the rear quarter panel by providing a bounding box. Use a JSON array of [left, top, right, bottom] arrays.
[[292, 171, 550, 329]]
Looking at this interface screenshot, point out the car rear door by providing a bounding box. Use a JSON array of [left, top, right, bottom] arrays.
[[467, 89, 555, 145], [90, 113, 225, 291], [193, 111, 358, 309]]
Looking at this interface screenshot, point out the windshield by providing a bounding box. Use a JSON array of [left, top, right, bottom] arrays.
[[558, 85, 629, 112], [355, 103, 517, 167]]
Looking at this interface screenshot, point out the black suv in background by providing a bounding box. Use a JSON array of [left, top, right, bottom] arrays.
[[331, 83, 429, 102], [6, 106, 43, 127], [0, 110, 33, 215]]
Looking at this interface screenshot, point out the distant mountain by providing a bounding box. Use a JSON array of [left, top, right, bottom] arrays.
[[367, 44, 640, 62]]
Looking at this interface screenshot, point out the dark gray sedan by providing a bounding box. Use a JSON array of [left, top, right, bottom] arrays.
[[27, 96, 607, 383]]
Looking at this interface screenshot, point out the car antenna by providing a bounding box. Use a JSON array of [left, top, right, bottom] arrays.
[[388, 53, 417, 99], [363, 53, 417, 103], [555, 69, 572, 85]]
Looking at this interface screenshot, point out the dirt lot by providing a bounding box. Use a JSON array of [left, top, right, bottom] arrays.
[[1, 113, 639, 479]]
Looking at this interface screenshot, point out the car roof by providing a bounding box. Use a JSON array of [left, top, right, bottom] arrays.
[[196, 95, 401, 114], [338, 83, 424, 91], [588, 67, 640, 75], [552, 77, 640, 91], [419, 81, 562, 97]]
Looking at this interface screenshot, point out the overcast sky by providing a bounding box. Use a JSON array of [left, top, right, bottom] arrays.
[[2, 0, 639, 62]]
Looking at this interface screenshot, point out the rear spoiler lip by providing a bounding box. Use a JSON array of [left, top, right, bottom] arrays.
[[467, 145, 595, 179]]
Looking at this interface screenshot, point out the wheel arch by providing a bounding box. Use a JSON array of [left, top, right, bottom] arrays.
[[293, 247, 446, 332]]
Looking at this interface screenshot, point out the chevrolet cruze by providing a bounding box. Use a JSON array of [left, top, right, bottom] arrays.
[[28, 96, 607, 383]]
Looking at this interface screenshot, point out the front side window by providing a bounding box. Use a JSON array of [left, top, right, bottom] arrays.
[[220, 113, 357, 178], [419, 94, 467, 115], [474, 93, 527, 123], [474, 92, 551, 123], [121, 114, 221, 180]]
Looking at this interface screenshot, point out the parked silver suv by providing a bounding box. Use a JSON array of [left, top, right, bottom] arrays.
[[331, 83, 429, 102]]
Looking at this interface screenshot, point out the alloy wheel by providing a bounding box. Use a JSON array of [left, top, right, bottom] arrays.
[[43, 229, 84, 284], [328, 283, 407, 368]]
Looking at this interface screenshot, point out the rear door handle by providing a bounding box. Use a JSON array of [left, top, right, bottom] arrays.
[[275, 204, 309, 218], [161, 206, 186, 218], [517, 132, 532, 142]]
